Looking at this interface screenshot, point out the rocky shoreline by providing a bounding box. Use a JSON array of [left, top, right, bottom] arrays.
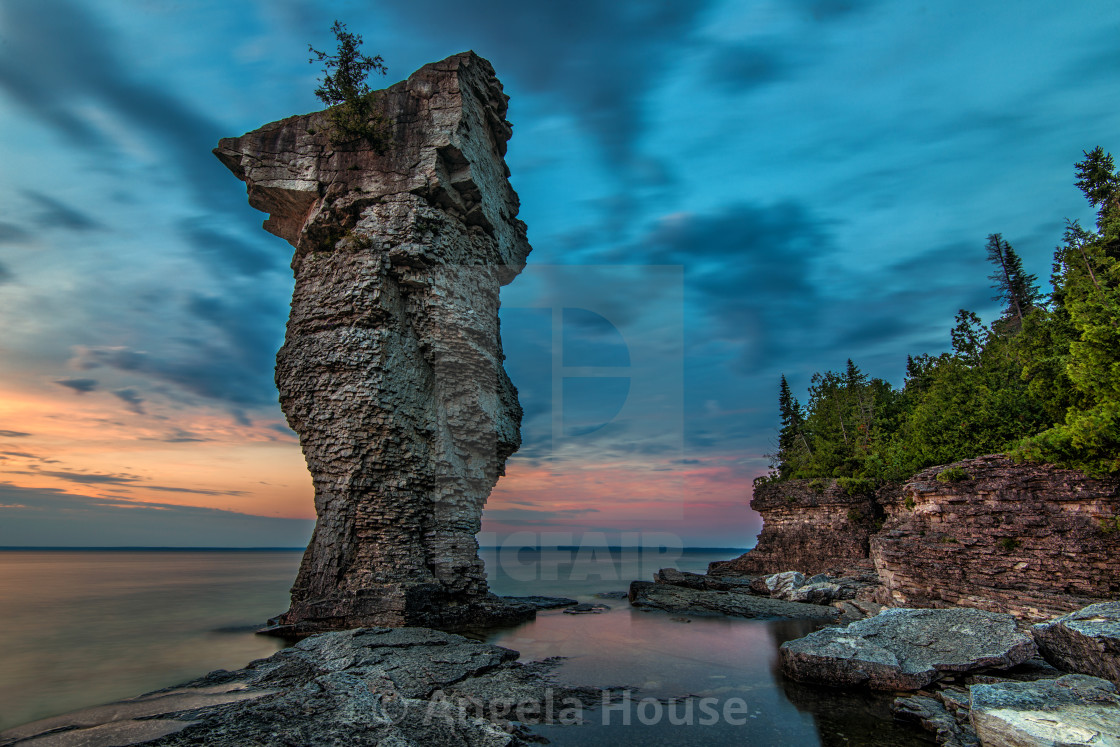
[[0, 627, 603, 747], [6, 454, 1119, 745]]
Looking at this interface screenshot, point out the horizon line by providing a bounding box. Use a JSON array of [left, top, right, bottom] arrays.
[[0, 545, 750, 552]]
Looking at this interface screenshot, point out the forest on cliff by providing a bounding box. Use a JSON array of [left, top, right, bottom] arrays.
[[769, 148, 1120, 482]]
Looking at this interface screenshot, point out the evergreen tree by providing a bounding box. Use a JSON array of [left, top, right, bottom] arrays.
[[950, 309, 988, 365], [775, 375, 809, 478], [986, 233, 1041, 324], [1016, 147, 1120, 475], [308, 21, 389, 147]]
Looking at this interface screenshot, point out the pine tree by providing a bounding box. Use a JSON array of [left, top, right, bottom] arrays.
[[308, 21, 389, 148], [776, 375, 808, 478], [986, 233, 1041, 324], [1015, 147, 1120, 475]]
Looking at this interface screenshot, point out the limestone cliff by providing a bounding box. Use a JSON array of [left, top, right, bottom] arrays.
[[214, 52, 532, 632], [714, 455, 1120, 621], [708, 478, 885, 577], [872, 455, 1120, 620]]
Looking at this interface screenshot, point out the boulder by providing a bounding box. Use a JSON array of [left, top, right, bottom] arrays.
[[779, 607, 1037, 691], [970, 674, 1120, 747], [628, 581, 840, 621], [766, 571, 806, 597], [893, 694, 980, 747], [760, 570, 868, 605], [1033, 601, 1120, 685]]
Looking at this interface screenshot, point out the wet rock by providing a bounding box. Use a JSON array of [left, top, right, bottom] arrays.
[[1033, 601, 1120, 685], [628, 581, 840, 621], [502, 596, 578, 610], [654, 568, 755, 592], [594, 591, 629, 600], [563, 603, 610, 615], [215, 52, 534, 633], [0, 628, 598, 746], [969, 674, 1120, 747], [779, 607, 1036, 691], [892, 694, 980, 747]]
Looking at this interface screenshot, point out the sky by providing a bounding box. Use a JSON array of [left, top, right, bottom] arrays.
[[0, 0, 1118, 548]]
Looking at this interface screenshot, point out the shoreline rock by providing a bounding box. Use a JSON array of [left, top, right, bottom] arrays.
[[715, 455, 1120, 622], [970, 674, 1120, 747], [628, 580, 840, 621], [0, 628, 599, 747], [779, 607, 1036, 691], [1033, 601, 1120, 685]]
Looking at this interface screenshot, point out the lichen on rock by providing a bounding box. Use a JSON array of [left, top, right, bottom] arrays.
[[214, 52, 532, 633]]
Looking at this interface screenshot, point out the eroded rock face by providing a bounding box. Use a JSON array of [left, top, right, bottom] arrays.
[[779, 607, 1037, 691], [872, 455, 1120, 621], [1033, 601, 1120, 685], [214, 52, 533, 632], [708, 478, 885, 577], [715, 456, 1120, 622], [969, 674, 1120, 747]]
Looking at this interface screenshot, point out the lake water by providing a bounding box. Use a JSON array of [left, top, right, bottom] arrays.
[[0, 549, 930, 744]]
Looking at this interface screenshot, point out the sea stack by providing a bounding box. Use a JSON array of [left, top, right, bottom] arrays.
[[214, 52, 532, 633]]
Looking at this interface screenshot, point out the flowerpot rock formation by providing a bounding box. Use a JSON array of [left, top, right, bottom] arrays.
[[214, 52, 532, 633]]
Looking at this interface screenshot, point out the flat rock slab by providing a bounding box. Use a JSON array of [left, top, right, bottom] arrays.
[[0, 627, 600, 747], [0, 684, 271, 746], [779, 607, 1037, 691], [502, 596, 578, 610], [1033, 601, 1120, 685], [628, 580, 840, 621], [654, 568, 755, 592], [563, 603, 609, 615], [970, 674, 1120, 747]]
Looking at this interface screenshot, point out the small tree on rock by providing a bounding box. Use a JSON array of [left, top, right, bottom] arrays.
[[309, 21, 389, 149]]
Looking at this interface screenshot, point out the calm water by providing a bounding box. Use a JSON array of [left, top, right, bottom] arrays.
[[0, 549, 930, 745]]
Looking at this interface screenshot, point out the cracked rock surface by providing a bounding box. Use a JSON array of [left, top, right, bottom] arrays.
[[0, 628, 599, 747], [970, 674, 1120, 747], [1033, 601, 1120, 685], [214, 52, 532, 633], [779, 607, 1037, 691]]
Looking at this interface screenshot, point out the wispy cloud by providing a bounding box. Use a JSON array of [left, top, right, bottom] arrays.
[[55, 378, 98, 394]]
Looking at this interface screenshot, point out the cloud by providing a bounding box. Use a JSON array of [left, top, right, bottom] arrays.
[[0, 222, 31, 244], [144, 485, 249, 497], [178, 220, 286, 277], [483, 506, 601, 526], [55, 378, 98, 394], [112, 388, 145, 414], [0, 0, 234, 213], [40, 469, 138, 485], [378, 0, 715, 171], [0, 482, 312, 547], [0, 260, 10, 284], [0, 431, 32, 438], [22, 190, 103, 232], [705, 44, 791, 95]]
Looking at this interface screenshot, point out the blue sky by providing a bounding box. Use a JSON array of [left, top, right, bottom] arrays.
[[0, 0, 1117, 547]]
